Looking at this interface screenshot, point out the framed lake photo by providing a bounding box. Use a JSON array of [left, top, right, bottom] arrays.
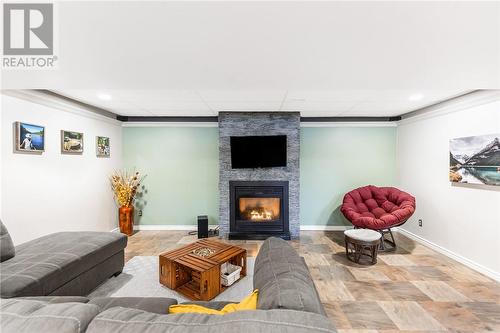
[[14, 122, 45, 154], [96, 136, 110, 157], [450, 133, 500, 186], [61, 130, 84, 154]]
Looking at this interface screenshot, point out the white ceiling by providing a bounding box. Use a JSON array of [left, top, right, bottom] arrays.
[[3, 1, 499, 116], [54, 89, 469, 117]]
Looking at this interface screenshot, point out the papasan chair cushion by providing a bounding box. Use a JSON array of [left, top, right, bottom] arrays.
[[341, 185, 416, 230]]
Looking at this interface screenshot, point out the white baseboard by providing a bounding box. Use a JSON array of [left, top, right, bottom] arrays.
[[133, 224, 352, 231], [134, 225, 219, 231], [131, 224, 349, 231], [397, 228, 500, 282], [110, 227, 119, 232], [300, 225, 350, 231]]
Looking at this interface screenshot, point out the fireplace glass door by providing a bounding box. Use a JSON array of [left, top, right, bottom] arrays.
[[238, 197, 281, 222], [229, 181, 289, 239]]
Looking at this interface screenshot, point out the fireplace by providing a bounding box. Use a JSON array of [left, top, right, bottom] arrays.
[[229, 180, 290, 240], [219, 112, 300, 239]]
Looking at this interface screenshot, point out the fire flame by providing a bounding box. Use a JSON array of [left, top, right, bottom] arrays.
[[250, 210, 273, 220], [239, 197, 280, 221]]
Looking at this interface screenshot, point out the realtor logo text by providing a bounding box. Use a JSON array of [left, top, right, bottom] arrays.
[[2, 3, 57, 69]]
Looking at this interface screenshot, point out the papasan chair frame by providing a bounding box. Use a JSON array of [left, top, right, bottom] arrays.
[[340, 185, 416, 251]]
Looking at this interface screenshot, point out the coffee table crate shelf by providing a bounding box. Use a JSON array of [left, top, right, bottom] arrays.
[[159, 239, 247, 301]]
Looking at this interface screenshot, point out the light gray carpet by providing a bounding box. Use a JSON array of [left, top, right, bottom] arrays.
[[89, 256, 255, 303]]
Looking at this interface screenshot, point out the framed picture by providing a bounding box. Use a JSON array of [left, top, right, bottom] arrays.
[[14, 122, 45, 154], [96, 136, 110, 157], [61, 130, 84, 154], [449, 133, 500, 186]]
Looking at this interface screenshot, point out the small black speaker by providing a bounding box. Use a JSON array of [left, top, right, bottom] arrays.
[[197, 215, 208, 239]]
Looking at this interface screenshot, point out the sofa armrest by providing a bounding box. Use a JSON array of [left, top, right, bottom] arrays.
[[253, 237, 326, 316]]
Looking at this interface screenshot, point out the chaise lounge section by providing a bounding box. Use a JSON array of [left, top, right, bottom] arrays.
[[0, 221, 127, 298]]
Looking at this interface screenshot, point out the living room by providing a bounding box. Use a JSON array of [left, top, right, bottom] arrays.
[[1, 1, 499, 332]]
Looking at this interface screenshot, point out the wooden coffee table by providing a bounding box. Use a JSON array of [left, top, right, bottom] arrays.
[[159, 239, 247, 301]]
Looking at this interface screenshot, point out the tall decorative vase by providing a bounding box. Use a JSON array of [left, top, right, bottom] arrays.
[[119, 206, 134, 236]]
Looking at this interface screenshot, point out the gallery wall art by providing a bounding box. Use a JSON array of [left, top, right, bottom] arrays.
[[14, 122, 45, 153], [96, 136, 110, 157], [449, 133, 500, 186], [61, 130, 84, 154]]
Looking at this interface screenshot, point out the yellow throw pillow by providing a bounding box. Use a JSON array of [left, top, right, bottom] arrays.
[[169, 289, 258, 315]]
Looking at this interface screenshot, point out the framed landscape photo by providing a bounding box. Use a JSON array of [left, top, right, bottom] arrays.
[[14, 122, 45, 154], [449, 133, 500, 186], [61, 130, 84, 154], [96, 136, 110, 157]]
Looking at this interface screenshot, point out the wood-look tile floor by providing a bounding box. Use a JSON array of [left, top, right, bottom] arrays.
[[125, 230, 500, 332]]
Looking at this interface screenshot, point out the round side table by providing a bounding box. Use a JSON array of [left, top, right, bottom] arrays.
[[344, 229, 382, 265]]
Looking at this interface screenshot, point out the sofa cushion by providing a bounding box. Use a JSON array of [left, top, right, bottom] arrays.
[[254, 237, 325, 315], [89, 297, 177, 314], [0, 220, 15, 262], [86, 307, 336, 333], [0, 298, 100, 333], [0, 232, 127, 298]]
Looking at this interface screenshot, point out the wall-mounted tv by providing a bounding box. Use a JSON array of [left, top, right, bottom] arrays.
[[230, 135, 287, 169]]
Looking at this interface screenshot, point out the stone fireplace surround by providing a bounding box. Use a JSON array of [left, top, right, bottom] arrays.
[[218, 112, 300, 239]]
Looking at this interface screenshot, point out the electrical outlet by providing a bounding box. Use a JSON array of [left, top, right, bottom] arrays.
[[138, 210, 143, 217], [418, 219, 423, 227]]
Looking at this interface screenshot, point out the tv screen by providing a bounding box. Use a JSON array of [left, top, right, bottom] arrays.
[[230, 135, 287, 169]]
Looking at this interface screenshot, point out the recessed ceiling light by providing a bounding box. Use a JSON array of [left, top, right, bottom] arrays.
[[97, 93, 112, 101], [409, 93, 424, 101]]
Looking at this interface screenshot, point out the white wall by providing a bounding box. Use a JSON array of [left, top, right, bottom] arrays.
[[0, 93, 3, 220], [397, 92, 500, 280], [1, 92, 122, 245]]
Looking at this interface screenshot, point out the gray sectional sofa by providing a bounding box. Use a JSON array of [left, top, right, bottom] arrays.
[[1, 226, 336, 332], [0, 221, 127, 298]]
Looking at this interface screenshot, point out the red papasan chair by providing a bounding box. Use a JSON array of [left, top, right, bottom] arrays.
[[341, 185, 416, 251]]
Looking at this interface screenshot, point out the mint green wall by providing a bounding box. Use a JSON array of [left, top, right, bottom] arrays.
[[123, 127, 219, 225], [123, 126, 396, 227], [300, 127, 396, 226]]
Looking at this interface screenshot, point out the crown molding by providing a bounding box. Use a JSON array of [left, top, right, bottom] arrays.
[[7, 89, 494, 127], [122, 122, 218, 128], [45, 90, 118, 119], [398, 90, 500, 125], [301, 122, 397, 128], [1, 89, 122, 126], [300, 116, 401, 122], [123, 121, 396, 128], [117, 116, 218, 122], [123, 121, 397, 128]]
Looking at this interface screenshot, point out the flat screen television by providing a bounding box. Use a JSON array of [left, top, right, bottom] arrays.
[[230, 135, 287, 168]]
